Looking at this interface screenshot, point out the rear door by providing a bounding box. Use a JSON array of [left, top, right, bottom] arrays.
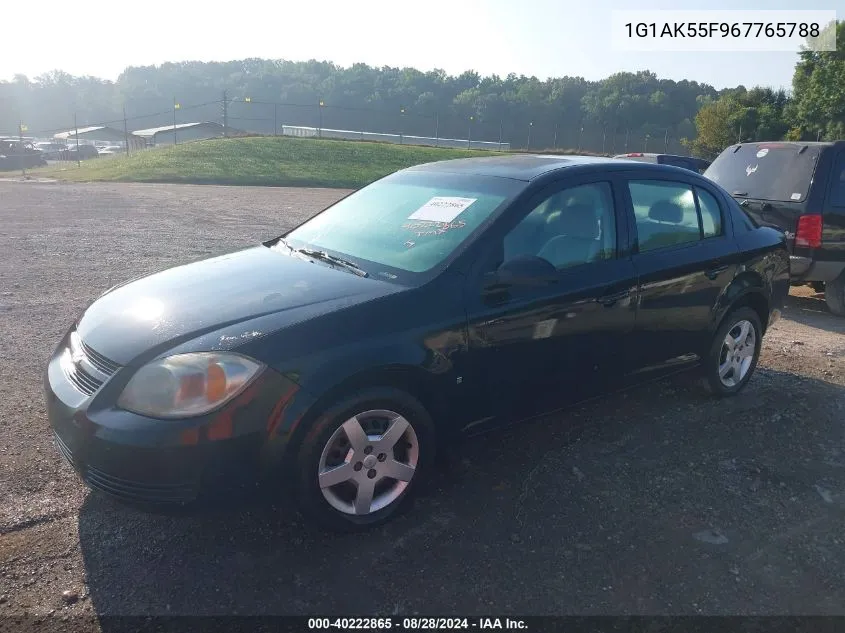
[[703, 143, 824, 253], [621, 172, 742, 383]]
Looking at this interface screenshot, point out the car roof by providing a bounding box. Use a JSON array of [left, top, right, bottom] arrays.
[[405, 153, 681, 181]]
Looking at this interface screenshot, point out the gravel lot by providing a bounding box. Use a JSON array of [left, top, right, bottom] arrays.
[[1, 181, 845, 627]]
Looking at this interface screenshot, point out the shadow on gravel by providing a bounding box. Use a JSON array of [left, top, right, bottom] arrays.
[[783, 293, 845, 333], [78, 369, 845, 619]]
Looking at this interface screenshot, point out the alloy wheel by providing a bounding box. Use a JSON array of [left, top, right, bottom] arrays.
[[317, 409, 419, 516], [718, 319, 756, 388]]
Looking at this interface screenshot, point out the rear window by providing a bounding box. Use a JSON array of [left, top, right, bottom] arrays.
[[704, 143, 821, 203]]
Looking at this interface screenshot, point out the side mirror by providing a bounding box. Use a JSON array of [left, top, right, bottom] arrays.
[[483, 255, 558, 292]]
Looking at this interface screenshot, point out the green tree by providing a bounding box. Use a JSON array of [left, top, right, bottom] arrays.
[[788, 20, 845, 140]]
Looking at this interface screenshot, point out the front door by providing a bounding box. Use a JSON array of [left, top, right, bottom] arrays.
[[463, 178, 637, 430]]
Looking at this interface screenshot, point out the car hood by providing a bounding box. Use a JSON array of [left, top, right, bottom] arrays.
[[75, 245, 401, 366]]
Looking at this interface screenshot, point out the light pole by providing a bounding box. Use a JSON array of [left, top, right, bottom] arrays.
[[577, 126, 583, 151], [18, 121, 27, 178], [173, 98, 180, 145], [400, 106, 405, 144], [468, 115, 474, 149], [318, 99, 324, 138], [644, 134, 650, 152], [527, 121, 533, 150]]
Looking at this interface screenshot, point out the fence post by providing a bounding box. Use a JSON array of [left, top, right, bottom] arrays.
[[222, 90, 229, 137], [173, 97, 179, 145], [123, 106, 130, 156], [18, 120, 26, 178], [74, 113, 80, 167]]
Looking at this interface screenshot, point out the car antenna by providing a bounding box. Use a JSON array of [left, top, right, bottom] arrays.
[[798, 145, 808, 154], [732, 145, 742, 153]]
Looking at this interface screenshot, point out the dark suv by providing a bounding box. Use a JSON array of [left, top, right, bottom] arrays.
[[614, 153, 711, 174], [704, 141, 845, 315]]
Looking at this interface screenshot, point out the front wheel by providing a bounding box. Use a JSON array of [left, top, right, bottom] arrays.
[[292, 387, 435, 532], [703, 307, 762, 397]]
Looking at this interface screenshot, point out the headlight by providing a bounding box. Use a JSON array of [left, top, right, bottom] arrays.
[[117, 352, 264, 419]]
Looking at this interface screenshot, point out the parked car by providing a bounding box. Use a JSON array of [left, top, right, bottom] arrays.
[[34, 141, 70, 160], [97, 145, 123, 156], [45, 155, 789, 531], [704, 141, 845, 315], [614, 153, 711, 174], [62, 144, 100, 160], [0, 139, 47, 170]]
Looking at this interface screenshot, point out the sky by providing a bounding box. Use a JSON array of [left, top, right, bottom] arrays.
[[1, 0, 840, 89]]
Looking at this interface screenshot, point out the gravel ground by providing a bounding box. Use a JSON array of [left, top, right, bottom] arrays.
[[1, 181, 845, 628]]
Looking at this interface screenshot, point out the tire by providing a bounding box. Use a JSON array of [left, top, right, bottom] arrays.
[[703, 307, 762, 397], [291, 386, 436, 532], [824, 273, 845, 316]]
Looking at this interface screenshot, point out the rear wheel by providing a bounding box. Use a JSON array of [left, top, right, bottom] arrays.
[[824, 273, 845, 316], [292, 387, 435, 532], [703, 307, 762, 397]]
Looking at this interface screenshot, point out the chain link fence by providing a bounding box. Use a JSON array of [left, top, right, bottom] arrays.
[[1, 92, 693, 162]]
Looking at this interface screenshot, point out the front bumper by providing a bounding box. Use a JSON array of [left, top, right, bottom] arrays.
[[44, 331, 299, 508]]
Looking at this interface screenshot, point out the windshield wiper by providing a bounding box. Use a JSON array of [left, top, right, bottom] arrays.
[[732, 191, 749, 197], [295, 248, 369, 277]]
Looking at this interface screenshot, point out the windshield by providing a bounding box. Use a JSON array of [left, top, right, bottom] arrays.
[[704, 143, 821, 203], [282, 170, 522, 277]]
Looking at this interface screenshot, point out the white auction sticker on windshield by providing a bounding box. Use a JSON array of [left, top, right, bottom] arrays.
[[408, 197, 477, 223]]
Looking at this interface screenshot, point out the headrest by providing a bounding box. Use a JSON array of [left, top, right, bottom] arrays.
[[649, 200, 683, 223], [559, 203, 598, 239]]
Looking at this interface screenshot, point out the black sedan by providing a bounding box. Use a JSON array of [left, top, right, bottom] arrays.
[[45, 155, 789, 531]]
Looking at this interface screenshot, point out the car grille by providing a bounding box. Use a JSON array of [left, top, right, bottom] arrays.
[[85, 465, 197, 505], [79, 339, 121, 375], [53, 431, 74, 467], [61, 331, 121, 396], [53, 431, 196, 505]]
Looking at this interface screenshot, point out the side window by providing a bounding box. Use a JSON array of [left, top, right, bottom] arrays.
[[503, 182, 617, 271], [831, 155, 845, 207], [629, 180, 700, 253], [695, 187, 724, 238]]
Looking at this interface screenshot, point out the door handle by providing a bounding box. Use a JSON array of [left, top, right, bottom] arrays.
[[704, 264, 729, 280], [597, 290, 629, 307]]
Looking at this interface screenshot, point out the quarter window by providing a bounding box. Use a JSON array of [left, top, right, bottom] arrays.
[[695, 188, 723, 238], [831, 156, 845, 207]]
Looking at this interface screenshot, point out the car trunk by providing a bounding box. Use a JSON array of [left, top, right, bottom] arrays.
[[704, 143, 822, 254]]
